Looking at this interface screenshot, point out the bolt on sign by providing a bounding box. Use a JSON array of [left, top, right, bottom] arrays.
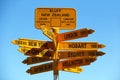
[[35, 8, 76, 30]]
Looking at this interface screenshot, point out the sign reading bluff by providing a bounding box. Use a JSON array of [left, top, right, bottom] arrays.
[[35, 8, 76, 30]]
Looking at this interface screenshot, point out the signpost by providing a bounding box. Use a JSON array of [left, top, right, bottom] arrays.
[[12, 8, 106, 80]]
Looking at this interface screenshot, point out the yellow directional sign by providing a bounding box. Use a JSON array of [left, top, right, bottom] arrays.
[[59, 42, 105, 50], [18, 47, 31, 53], [35, 8, 76, 30], [27, 62, 53, 75], [22, 57, 52, 65], [41, 25, 56, 40], [59, 50, 105, 59], [36, 49, 48, 57], [58, 57, 96, 69], [18, 47, 54, 58], [12, 38, 54, 49], [57, 28, 94, 42], [63, 67, 83, 74]]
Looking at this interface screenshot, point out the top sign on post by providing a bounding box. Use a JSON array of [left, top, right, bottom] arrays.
[[35, 8, 76, 30]]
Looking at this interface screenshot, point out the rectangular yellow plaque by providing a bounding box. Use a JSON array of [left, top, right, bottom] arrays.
[[35, 8, 76, 30]]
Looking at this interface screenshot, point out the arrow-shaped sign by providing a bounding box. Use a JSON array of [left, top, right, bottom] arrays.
[[26, 62, 53, 75], [18, 47, 54, 58], [59, 42, 105, 50], [59, 50, 105, 59], [12, 38, 55, 49], [57, 28, 94, 42], [58, 57, 96, 69], [41, 25, 56, 41], [22, 57, 52, 65], [62, 67, 83, 74]]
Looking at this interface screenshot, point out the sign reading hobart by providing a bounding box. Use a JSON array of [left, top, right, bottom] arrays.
[[35, 8, 76, 30]]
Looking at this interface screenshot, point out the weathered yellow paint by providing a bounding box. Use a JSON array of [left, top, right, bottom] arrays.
[[36, 49, 48, 57], [63, 67, 83, 74], [41, 25, 56, 41]]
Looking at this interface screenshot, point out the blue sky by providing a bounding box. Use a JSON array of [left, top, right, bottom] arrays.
[[0, 0, 120, 80]]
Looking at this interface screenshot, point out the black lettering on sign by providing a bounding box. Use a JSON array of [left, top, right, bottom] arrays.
[[68, 52, 84, 57], [69, 43, 86, 48], [63, 59, 83, 67], [16, 40, 23, 45], [39, 18, 48, 20], [44, 51, 53, 57], [50, 9, 61, 12], [52, 13, 61, 16], [37, 21, 50, 23], [63, 61, 71, 67], [71, 60, 83, 66], [26, 48, 41, 55], [85, 59, 90, 63], [62, 14, 69, 17], [28, 41, 37, 47], [88, 52, 95, 56], [91, 44, 97, 48], [63, 18, 73, 20], [64, 32, 78, 40], [41, 13, 50, 16], [80, 30, 88, 35], [46, 30, 54, 38], [38, 42, 46, 47], [31, 57, 39, 62]]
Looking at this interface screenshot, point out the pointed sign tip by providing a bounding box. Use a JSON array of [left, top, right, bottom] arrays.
[[88, 29, 95, 34], [26, 69, 30, 73], [22, 60, 27, 64], [11, 40, 15, 44], [98, 44, 106, 48], [97, 51, 105, 56]]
